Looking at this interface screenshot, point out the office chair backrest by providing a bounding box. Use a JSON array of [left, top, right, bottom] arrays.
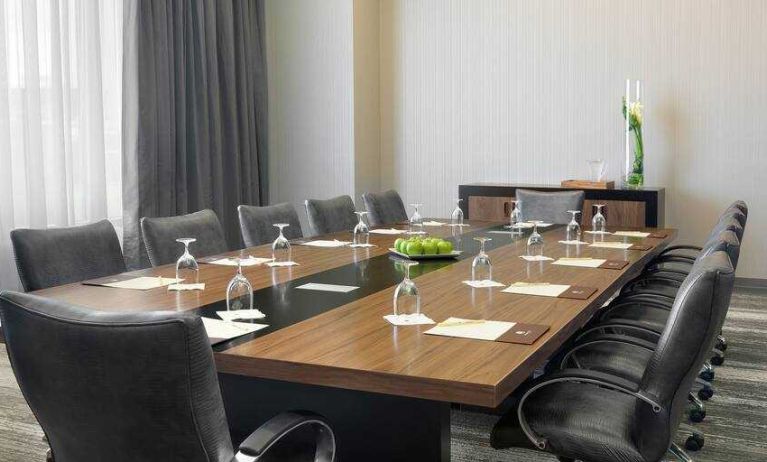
[[700, 229, 741, 268], [635, 251, 734, 461], [10, 220, 126, 292], [728, 200, 748, 217], [720, 208, 747, 230], [238, 203, 303, 247], [0, 292, 234, 462], [304, 195, 358, 235], [515, 189, 585, 225], [141, 209, 228, 266], [361, 190, 408, 227]]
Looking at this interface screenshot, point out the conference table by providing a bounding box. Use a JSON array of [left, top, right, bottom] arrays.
[[30, 219, 676, 461]]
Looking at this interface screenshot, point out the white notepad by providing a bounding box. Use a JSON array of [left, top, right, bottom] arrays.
[[503, 282, 570, 297], [300, 240, 351, 248], [168, 283, 206, 291], [558, 240, 589, 246], [423, 221, 446, 226], [383, 313, 436, 326], [349, 243, 376, 248], [266, 261, 299, 267], [206, 256, 273, 266], [585, 230, 612, 235], [613, 231, 651, 238], [552, 258, 607, 268], [519, 255, 554, 262], [370, 228, 406, 235], [102, 276, 181, 290], [217, 309, 266, 321], [589, 242, 633, 250], [296, 283, 359, 293], [201, 317, 268, 344], [462, 280, 506, 288], [425, 318, 515, 341]]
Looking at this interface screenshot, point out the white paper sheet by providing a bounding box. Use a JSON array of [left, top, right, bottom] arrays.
[[102, 276, 182, 290], [613, 231, 651, 238], [424, 317, 516, 341], [206, 256, 273, 266], [300, 240, 351, 248], [217, 309, 267, 321], [370, 228, 406, 235], [168, 283, 206, 291], [383, 313, 436, 326], [296, 283, 359, 293], [266, 261, 299, 267], [552, 258, 607, 268], [462, 280, 506, 288], [349, 243, 376, 248], [589, 242, 633, 250], [584, 230, 612, 235], [558, 240, 590, 245], [201, 317, 268, 344], [448, 223, 471, 227], [488, 230, 521, 235], [423, 221, 446, 226], [519, 255, 554, 262], [502, 283, 570, 297]]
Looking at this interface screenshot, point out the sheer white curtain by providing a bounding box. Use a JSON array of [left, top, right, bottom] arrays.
[[0, 0, 122, 289]]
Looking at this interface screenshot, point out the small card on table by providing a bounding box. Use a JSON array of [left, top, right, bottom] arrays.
[[463, 280, 506, 288], [201, 317, 268, 345], [199, 256, 273, 266], [648, 232, 668, 239], [552, 258, 629, 270], [383, 313, 436, 326], [370, 228, 406, 235], [83, 275, 181, 290], [296, 283, 359, 293], [613, 231, 651, 238], [503, 282, 597, 300], [299, 240, 350, 248], [424, 318, 550, 345]]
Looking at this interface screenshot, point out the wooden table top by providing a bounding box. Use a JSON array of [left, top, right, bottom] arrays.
[[33, 220, 676, 408]]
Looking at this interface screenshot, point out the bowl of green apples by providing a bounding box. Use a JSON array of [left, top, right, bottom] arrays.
[[389, 236, 461, 260]]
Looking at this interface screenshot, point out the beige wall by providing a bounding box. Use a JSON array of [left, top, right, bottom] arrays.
[[380, 0, 767, 278], [265, 0, 355, 231]]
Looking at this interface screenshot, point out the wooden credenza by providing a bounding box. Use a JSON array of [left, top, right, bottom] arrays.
[[459, 183, 665, 227]]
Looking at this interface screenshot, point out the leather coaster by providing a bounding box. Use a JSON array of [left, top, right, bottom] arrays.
[[599, 260, 629, 270], [558, 286, 597, 300], [629, 243, 652, 251], [496, 323, 550, 345], [82, 274, 136, 286], [648, 232, 668, 239]]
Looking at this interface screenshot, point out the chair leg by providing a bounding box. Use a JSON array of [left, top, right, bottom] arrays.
[[668, 442, 694, 461], [687, 393, 706, 422], [699, 362, 715, 381]]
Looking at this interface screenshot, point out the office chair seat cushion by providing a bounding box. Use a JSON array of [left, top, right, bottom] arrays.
[[492, 382, 644, 462], [563, 342, 653, 385]]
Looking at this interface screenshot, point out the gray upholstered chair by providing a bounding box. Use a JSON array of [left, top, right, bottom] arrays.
[[490, 251, 735, 462], [238, 203, 304, 247], [0, 291, 336, 462], [10, 220, 126, 292], [361, 190, 408, 227], [140, 209, 228, 266], [515, 189, 585, 224], [304, 195, 357, 235]]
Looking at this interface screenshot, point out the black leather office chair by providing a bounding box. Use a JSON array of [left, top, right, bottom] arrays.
[[361, 190, 408, 227], [141, 209, 229, 266], [515, 189, 585, 224], [0, 292, 336, 462], [490, 251, 735, 462], [304, 195, 358, 235], [10, 220, 126, 292], [238, 203, 303, 247]]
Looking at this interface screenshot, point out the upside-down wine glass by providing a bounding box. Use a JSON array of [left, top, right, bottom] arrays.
[[451, 199, 464, 226], [409, 203, 423, 232], [527, 221, 544, 256], [592, 204, 607, 233], [272, 223, 291, 263], [175, 238, 199, 284], [472, 237, 493, 282], [393, 261, 421, 316], [353, 211, 370, 246], [566, 210, 582, 242], [506, 200, 522, 231], [226, 257, 254, 312]]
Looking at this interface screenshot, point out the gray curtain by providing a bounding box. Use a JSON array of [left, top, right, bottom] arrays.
[[122, 0, 268, 268]]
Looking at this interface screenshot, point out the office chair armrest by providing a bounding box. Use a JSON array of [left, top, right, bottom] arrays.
[[576, 320, 663, 344], [559, 334, 657, 369], [517, 369, 662, 450], [235, 411, 335, 461]]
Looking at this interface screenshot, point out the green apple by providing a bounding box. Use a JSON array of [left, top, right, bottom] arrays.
[[422, 240, 438, 255], [437, 240, 453, 254], [406, 241, 423, 256], [394, 238, 405, 252]]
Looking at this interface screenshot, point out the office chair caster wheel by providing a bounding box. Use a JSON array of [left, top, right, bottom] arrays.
[[698, 387, 714, 401], [685, 433, 704, 451], [716, 339, 727, 351], [689, 407, 706, 423], [699, 369, 715, 381], [710, 355, 724, 366]]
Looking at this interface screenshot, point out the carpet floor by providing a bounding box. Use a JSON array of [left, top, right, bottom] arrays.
[[1, 287, 766, 461]]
